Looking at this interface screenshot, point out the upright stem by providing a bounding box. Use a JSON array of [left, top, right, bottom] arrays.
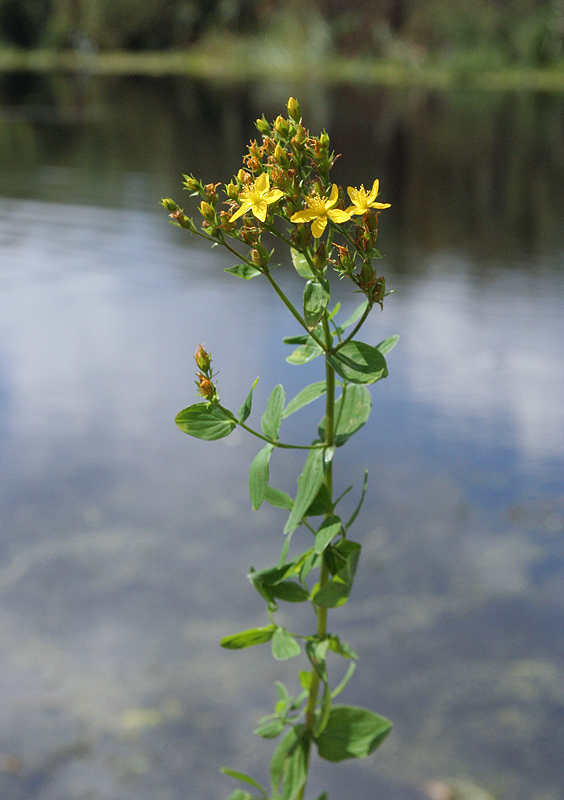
[[299, 312, 335, 800]]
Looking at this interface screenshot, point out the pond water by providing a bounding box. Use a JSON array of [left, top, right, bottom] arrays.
[[0, 75, 563, 800]]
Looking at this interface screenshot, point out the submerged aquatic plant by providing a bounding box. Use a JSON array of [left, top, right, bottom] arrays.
[[162, 97, 397, 800]]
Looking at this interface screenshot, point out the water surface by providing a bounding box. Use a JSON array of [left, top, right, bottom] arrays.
[[0, 76, 563, 800]]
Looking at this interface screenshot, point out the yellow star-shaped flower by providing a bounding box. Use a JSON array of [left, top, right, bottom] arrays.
[[229, 173, 284, 223], [290, 184, 351, 238], [346, 179, 390, 216]]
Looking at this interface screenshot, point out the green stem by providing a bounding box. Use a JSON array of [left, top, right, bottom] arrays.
[[331, 302, 373, 353], [298, 312, 335, 800], [263, 271, 326, 351], [236, 420, 323, 450]]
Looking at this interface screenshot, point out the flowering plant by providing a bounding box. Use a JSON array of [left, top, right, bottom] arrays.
[[162, 97, 397, 800]]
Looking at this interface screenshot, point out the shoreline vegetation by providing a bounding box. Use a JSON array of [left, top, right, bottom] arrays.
[[1, 45, 564, 91]]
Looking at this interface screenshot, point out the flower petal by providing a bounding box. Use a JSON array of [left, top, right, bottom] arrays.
[[291, 209, 319, 223], [264, 189, 285, 205], [367, 179, 380, 203], [311, 215, 328, 238], [230, 200, 252, 222], [253, 201, 268, 222], [255, 172, 269, 193], [327, 209, 351, 224], [327, 184, 339, 208]]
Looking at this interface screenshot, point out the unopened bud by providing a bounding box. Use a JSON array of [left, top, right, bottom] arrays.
[[183, 174, 202, 193], [364, 209, 379, 234], [237, 169, 251, 185], [199, 201, 215, 221], [251, 245, 269, 268], [161, 197, 178, 212], [319, 132, 330, 149], [219, 211, 236, 231], [293, 124, 307, 145], [204, 182, 220, 203], [194, 345, 211, 372], [256, 115, 270, 135], [287, 97, 301, 122], [274, 115, 289, 138], [197, 373, 216, 401], [313, 242, 327, 271], [225, 181, 239, 200], [291, 224, 311, 249], [274, 144, 287, 166]]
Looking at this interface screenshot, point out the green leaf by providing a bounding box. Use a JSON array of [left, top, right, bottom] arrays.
[[265, 486, 294, 510], [221, 768, 268, 797], [175, 403, 236, 440], [254, 718, 285, 739], [283, 381, 327, 418], [271, 725, 308, 800], [299, 671, 312, 690], [220, 625, 276, 649], [225, 263, 261, 279], [305, 483, 333, 517], [315, 705, 393, 762], [283, 333, 310, 345], [249, 444, 275, 510], [291, 247, 315, 278], [313, 540, 361, 608], [376, 334, 399, 355], [304, 279, 330, 331], [286, 341, 323, 365], [272, 628, 302, 661], [315, 515, 342, 554], [318, 385, 372, 447], [270, 581, 310, 603], [331, 662, 357, 698], [284, 448, 327, 535], [327, 341, 388, 385], [346, 469, 368, 529], [261, 384, 285, 440], [227, 790, 253, 800], [239, 377, 259, 423], [327, 634, 358, 660]]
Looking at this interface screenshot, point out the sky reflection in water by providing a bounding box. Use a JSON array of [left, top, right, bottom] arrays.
[[0, 110, 563, 799]]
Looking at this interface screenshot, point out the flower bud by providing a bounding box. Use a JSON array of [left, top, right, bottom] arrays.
[[319, 132, 330, 150], [256, 115, 271, 135], [197, 373, 216, 401], [183, 174, 202, 193], [274, 144, 287, 166], [194, 345, 211, 372], [219, 211, 236, 232], [293, 124, 307, 145], [199, 201, 215, 221], [287, 97, 301, 122], [313, 242, 327, 271], [251, 244, 269, 268], [204, 182, 220, 204], [237, 169, 251, 185], [161, 197, 178, 212], [225, 181, 239, 200], [274, 115, 289, 138], [291, 224, 311, 250], [169, 209, 195, 230]]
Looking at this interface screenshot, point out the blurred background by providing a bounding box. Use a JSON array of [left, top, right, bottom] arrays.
[[0, 3, 563, 800]]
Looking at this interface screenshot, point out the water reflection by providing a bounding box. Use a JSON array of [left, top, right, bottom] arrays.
[[1, 73, 564, 258], [0, 77, 563, 800]]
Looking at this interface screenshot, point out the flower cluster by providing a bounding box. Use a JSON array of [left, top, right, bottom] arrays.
[[162, 97, 390, 309]]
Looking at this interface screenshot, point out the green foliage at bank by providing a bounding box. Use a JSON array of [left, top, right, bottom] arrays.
[[0, 0, 563, 72]]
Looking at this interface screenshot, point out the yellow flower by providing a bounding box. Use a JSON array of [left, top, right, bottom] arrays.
[[230, 173, 284, 223], [290, 184, 351, 238], [346, 179, 390, 216]]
